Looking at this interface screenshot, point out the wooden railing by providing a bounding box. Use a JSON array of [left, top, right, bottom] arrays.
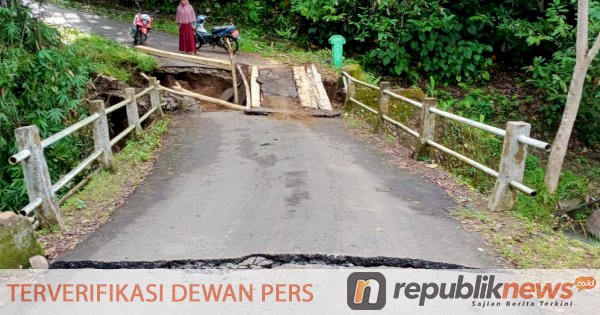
[[8, 77, 164, 227], [342, 72, 551, 211]]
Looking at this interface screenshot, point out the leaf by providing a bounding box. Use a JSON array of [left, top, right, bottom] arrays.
[[481, 71, 490, 81], [394, 65, 404, 75]]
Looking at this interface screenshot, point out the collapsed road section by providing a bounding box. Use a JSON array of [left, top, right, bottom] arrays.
[[135, 46, 338, 115]]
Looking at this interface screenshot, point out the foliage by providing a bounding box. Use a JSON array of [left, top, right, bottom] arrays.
[[65, 31, 156, 82], [0, 1, 155, 211], [526, 48, 600, 145], [455, 208, 600, 268], [517, 156, 589, 223]]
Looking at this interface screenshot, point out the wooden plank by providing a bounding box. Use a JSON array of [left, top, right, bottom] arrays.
[[309, 64, 332, 111], [250, 65, 261, 108], [293, 66, 313, 108], [304, 65, 319, 109], [237, 64, 252, 109], [134, 46, 231, 70], [159, 85, 245, 111], [225, 38, 239, 104]]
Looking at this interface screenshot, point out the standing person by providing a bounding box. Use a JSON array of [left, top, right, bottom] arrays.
[[176, 0, 196, 54]]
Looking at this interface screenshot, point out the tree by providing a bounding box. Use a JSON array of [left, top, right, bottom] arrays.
[[545, 0, 600, 193]]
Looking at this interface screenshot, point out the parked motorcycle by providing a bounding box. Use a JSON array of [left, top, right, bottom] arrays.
[[130, 10, 155, 45], [195, 15, 240, 53]]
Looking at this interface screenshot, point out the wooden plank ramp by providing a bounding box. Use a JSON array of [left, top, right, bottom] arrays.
[[307, 64, 332, 111], [293, 66, 314, 108], [250, 65, 261, 108], [134, 46, 231, 71]]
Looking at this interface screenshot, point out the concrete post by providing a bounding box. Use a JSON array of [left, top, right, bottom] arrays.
[[148, 77, 164, 117], [89, 100, 114, 171], [374, 82, 390, 134], [413, 97, 437, 160], [14, 126, 63, 227], [488, 121, 531, 211], [343, 78, 356, 112], [124, 88, 142, 135]]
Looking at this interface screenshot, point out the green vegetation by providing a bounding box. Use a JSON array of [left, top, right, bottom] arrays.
[[5, 0, 600, 266], [60, 118, 170, 219], [52, 0, 600, 145], [0, 1, 156, 212], [455, 209, 600, 268], [62, 30, 157, 82]]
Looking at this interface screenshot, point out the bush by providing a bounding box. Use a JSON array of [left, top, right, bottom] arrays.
[[0, 1, 155, 211]]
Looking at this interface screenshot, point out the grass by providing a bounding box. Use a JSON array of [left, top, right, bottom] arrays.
[[38, 118, 170, 257], [343, 88, 599, 268], [454, 208, 600, 268], [58, 27, 157, 83]]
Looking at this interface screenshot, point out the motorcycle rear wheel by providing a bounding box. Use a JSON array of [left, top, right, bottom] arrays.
[[225, 35, 239, 54]]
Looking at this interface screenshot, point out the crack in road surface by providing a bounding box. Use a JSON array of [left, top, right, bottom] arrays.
[[51, 254, 471, 269]]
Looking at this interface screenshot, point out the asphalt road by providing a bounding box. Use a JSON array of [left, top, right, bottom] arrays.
[[41, 3, 499, 267], [59, 111, 498, 267], [37, 2, 279, 67]]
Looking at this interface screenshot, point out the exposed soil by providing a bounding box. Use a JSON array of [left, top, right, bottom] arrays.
[[156, 70, 233, 112]]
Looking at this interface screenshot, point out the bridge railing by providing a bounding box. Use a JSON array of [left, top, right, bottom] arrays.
[[342, 72, 551, 211], [8, 77, 164, 227]]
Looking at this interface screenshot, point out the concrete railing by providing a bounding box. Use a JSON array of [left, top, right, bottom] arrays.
[[8, 77, 164, 227], [342, 72, 551, 211]]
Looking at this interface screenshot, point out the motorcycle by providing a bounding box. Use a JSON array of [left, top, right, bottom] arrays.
[[130, 10, 155, 45], [195, 15, 240, 54]]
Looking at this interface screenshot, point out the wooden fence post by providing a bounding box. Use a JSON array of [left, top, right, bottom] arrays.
[[124, 88, 142, 135], [374, 82, 390, 133], [343, 77, 355, 111], [488, 121, 531, 211], [148, 77, 164, 117], [89, 100, 114, 171], [14, 126, 63, 227], [413, 97, 437, 160]]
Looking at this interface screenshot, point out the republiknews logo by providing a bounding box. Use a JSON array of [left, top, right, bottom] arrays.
[[347, 272, 387, 310], [347, 272, 596, 311]]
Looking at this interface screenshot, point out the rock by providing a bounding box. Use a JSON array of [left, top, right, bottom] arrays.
[[559, 199, 581, 211], [0, 211, 17, 223], [162, 95, 180, 110], [93, 74, 124, 91], [29, 255, 49, 269], [0, 213, 44, 268], [586, 210, 600, 240], [181, 96, 198, 110], [341, 64, 361, 79], [220, 88, 234, 102]]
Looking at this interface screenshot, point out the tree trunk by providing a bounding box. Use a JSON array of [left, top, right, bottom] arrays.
[[544, 63, 588, 193], [545, 0, 600, 193]]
